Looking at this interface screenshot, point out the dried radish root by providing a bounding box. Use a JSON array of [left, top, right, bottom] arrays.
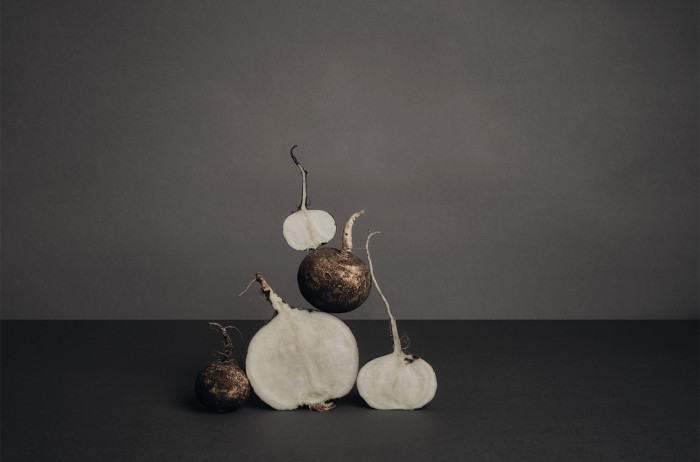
[[282, 145, 336, 251], [244, 273, 359, 411], [356, 232, 437, 410], [297, 211, 372, 313], [194, 322, 250, 412]]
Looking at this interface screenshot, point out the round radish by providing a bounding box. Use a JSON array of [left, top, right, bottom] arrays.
[[282, 146, 336, 251], [244, 273, 359, 411], [297, 210, 372, 313], [195, 322, 250, 411], [356, 232, 437, 410]]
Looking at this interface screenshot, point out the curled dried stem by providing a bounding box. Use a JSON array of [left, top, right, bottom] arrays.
[[207, 321, 242, 361], [290, 145, 310, 210], [254, 272, 272, 300]]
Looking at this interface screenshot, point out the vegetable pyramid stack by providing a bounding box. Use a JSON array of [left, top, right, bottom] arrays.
[[198, 145, 437, 412]]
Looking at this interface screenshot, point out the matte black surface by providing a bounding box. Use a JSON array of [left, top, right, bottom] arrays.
[[1, 320, 698, 461]]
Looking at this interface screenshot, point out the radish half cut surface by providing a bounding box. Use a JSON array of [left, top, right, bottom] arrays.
[[282, 146, 336, 251], [356, 232, 437, 410], [244, 273, 359, 411], [283, 209, 336, 251]]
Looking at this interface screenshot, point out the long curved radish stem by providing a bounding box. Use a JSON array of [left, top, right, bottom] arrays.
[[364, 232, 401, 355], [357, 233, 437, 410]]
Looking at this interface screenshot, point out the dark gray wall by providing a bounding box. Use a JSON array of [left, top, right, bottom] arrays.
[[2, 0, 698, 319]]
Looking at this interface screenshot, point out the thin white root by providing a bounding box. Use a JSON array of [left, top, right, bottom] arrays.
[[365, 231, 402, 356], [238, 277, 258, 297], [224, 324, 244, 344]]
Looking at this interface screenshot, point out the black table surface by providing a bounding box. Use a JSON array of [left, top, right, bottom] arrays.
[[1, 320, 698, 461]]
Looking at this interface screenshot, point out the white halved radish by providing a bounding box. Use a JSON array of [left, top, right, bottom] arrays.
[[356, 232, 437, 410], [244, 273, 358, 411], [282, 146, 336, 251]]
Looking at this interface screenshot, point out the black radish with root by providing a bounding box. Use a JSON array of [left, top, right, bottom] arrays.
[[194, 322, 250, 411], [297, 210, 372, 313]]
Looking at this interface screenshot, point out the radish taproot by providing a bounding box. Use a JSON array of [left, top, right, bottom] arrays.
[[282, 145, 336, 251], [356, 232, 437, 410], [244, 273, 359, 411], [195, 322, 250, 411], [297, 210, 372, 313]]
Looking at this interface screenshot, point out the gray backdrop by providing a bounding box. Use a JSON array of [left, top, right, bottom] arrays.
[[2, 0, 698, 320]]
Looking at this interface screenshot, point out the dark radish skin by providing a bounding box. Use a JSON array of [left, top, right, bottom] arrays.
[[194, 322, 250, 412], [297, 210, 372, 313]]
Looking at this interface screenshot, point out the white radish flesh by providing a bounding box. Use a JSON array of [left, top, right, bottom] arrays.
[[245, 273, 359, 411], [357, 354, 436, 410], [356, 232, 437, 410], [282, 146, 336, 251], [283, 209, 336, 251]]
